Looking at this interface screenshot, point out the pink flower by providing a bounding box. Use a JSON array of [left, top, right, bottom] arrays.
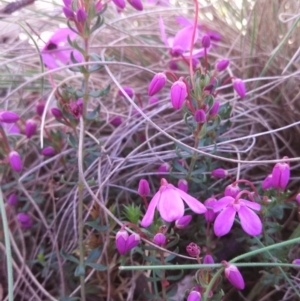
[[213, 196, 262, 236], [177, 179, 188, 193], [170, 79, 187, 110], [148, 73, 166, 96], [204, 197, 217, 223], [159, 17, 205, 58], [175, 215, 192, 229], [187, 291, 201, 301], [224, 264, 245, 290], [224, 184, 240, 198], [216, 59, 229, 71], [115, 230, 140, 255], [141, 178, 207, 227], [118, 86, 134, 98], [25, 119, 37, 138], [211, 168, 227, 179], [128, 0, 143, 10], [138, 179, 150, 196], [9, 151, 22, 172], [41, 28, 83, 69], [186, 242, 200, 257], [203, 254, 214, 264], [112, 0, 126, 9], [262, 174, 273, 190], [153, 233, 166, 246], [272, 161, 290, 190], [0, 111, 19, 123], [233, 78, 246, 98], [209, 101, 220, 117]]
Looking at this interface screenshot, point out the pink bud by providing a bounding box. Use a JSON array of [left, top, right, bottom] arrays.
[[17, 213, 32, 229], [112, 0, 126, 9], [51, 108, 63, 119], [204, 198, 217, 222], [224, 184, 240, 198], [170, 80, 187, 110], [126, 233, 140, 250], [203, 254, 214, 264], [201, 34, 211, 48], [177, 179, 188, 193], [70, 101, 82, 119], [207, 31, 221, 41], [209, 101, 220, 117], [36, 101, 45, 116], [127, 0, 143, 11], [0, 111, 19, 123], [187, 290, 201, 301], [272, 161, 290, 190], [175, 215, 192, 229], [9, 151, 22, 172], [138, 179, 150, 196], [158, 163, 170, 175], [63, 0, 71, 7], [42, 146, 56, 157], [292, 259, 300, 265], [211, 168, 228, 179], [118, 86, 134, 98], [216, 59, 229, 71], [7, 194, 18, 206], [148, 73, 167, 96], [194, 109, 206, 123], [262, 174, 273, 190], [116, 230, 128, 255], [25, 119, 37, 138], [76, 8, 87, 22], [186, 242, 200, 257], [149, 96, 159, 106], [225, 264, 245, 290], [110, 116, 122, 127], [233, 78, 246, 98], [153, 233, 166, 246], [63, 7, 75, 20]]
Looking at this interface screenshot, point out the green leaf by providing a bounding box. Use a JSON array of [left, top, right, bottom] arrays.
[[74, 264, 86, 277], [85, 104, 101, 121], [90, 15, 104, 33], [85, 220, 109, 232], [67, 133, 78, 149], [61, 249, 79, 264], [166, 269, 183, 281], [85, 262, 107, 271], [123, 204, 141, 224], [86, 247, 102, 263]]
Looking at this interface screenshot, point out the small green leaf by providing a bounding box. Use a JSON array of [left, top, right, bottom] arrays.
[[61, 249, 79, 264], [85, 104, 101, 121], [74, 264, 85, 277], [85, 220, 109, 232], [90, 15, 104, 33], [67, 133, 78, 149], [85, 262, 107, 271], [86, 247, 102, 263]]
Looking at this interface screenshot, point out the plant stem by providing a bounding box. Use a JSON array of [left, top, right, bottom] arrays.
[[160, 251, 167, 301]]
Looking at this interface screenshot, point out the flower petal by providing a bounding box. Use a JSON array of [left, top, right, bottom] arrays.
[[239, 199, 261, 211], [238, 206, 262, 236], [159, 17, 169, 47], [182, 48, 205, 58], [176, 188, 207, 214], [140, 191, 160, 227], [172, 26, 198, 52], [213, 196, 234, 212], [41, 53, 59, 69], [213, 206, 236, 236], [157, 186, 184, 222]]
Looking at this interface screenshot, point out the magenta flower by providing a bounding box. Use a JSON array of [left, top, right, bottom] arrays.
[[272, 161, 290, 190], [9, 151, 22, 172], [224, 264, 245, 290], [159, 17, 205, 58], [25, 119, 37, 138], [141, 178, 206, 227], [0, 111, 19, 123], [7, 194, 18, 206], [51, 108, 63, 119], [224, 183, 240, 198], [216, 59, 230, 71], [187, 291, 201, 301], [115, 230, 140, 255], [209, 101, 220, 117], [170, 79, 187, 110], [157, 162, 170, 175], [128, 0, 143, 10], [41, 28, 83, 69], [17, 213, 32, 229], [177, 179, 188, 193], [201, 34, 211, 48], [233, 78, 246, 98], [203, 254, 214, 264], [211, 168, 228, 179], [42, 146, 56, 157], [204, 197, 217, 223], [110, 116, 122, 127], [36, 101, 45, 116], [153, 233, 166, 246], [138, 179, 150, 196], [194, 109, 206, 123], [175, 215, 192, 229], [1, 123, 20, 135], [262, 174, 273, 190], [213, 196, 262, 236], [293, 259, 300, 265], [186, 242, 200, 257], [148, 73, 167, 96], [76, 8, 87, 23], [112, 0, 126, 9], [118, 86, 134, 98]]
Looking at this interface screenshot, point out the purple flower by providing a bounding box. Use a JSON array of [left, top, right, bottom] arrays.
[[272, 161, 290, 190], [17, 213, 32, 229], [158, 162, 170, 175], [170, 80, 187, 110], [186, 242, 200, 257], [25, 119, 37, 138], [177, 179, 188, 193], [41, 28, 83, 69], [141, 178, 207, 227], [201, 34, 211, 48], [207, 31, 221, 42], [51, 108, 63, 119], [63, 6, 75, 20], [7, 194, 18, 206], [1, 122, 20, 135], [194, 109, 206, 123], [262, 174, 273, 190], [159, 17, 205, 58], [153, 233, 166, 246], [110, 116, 122, 127], [175, 215, 192, 229], [204, 197, 217, 223], [0, 111, 19, 123], [76, 8, 87, 22], [224, 184, 240, 198], [112, 0, 126, 9], [233, 78, 246, 98], [118, 86, 134, 98], [42, 146, 56, 157], [213, 196, 262, 236], [224, 264, 245, 290], [211, 168, 228, 179], [216, 59, 229, 71], [127, 0, 143, 10], [187, 291, 201, 301], [148, 73, 167, 96], [293, 259, 300, 265], [149, 96, 159, 106], [203, 254, 214, 264], [138, 179, 150, 196], [209, 101, 220, 117], [9, 151, 22, 172], [115, 230, 140, 255], [70, 99, 83, 119], [36, 101, 45, 116]]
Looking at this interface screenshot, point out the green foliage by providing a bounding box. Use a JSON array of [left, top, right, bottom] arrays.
[[123, 204, 141, 224]]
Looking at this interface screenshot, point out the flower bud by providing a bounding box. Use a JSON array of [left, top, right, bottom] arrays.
[[292, 259, 300, 265], [186, 242, 200, 257], [149, 96, 159, 106], [0, 111, 19, 123], [216, 59, 229, 71], [128, 0, 143, 11], [112, 0, 126, 9], [118, 86, 134, 98], [194, 109, 206, 123], [272, 161, 290, 190], [138, 179, 150, 196], [262, 174, 273, 190], [110, 116, 122, 127], [175, 215, 192, 229], [9, 151, 22, 172], [25, 119, 37, 138], [42, 146, 56, 157], [177, 179, 188, 193], [63, 6, 75, 20], [211, 168, 228, 179], [170, 80, 187, 110], [187, 290, 201, 301], [203, 254, 214, 264], [207, 31, 221, 41], [70, 101, 83, 119], [153, 233, 166, 246], [224, 264, 245, 290], [126, 233, 140, 251], [201, 34, 211, 48], [115, 230, 128, 255], [17, 213, 32, 229], [233, 78, 246, 98], [51, 108, 63, 119], [158, 163, 170, 175], [148, 73, 167, 96], [36, 101, 45, 116], [7, 194, 18, 206], [63, 0, 71, 7], [204, 198, 217, 222], [76, 8, 87, 23], [224, 184, 240, 198], [209, 101, 220, 117]]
